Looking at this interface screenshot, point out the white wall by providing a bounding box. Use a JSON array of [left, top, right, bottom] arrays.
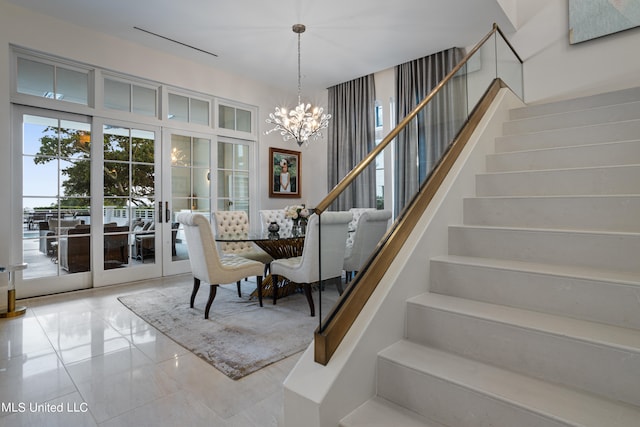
[[513, 0, 640, 103]]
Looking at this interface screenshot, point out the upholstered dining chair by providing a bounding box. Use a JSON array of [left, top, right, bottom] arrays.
[[270, 211, 352, 316], [258, 209, 294, 236], [213, 210, 273, 275], [343, 209, 392, 282], [176, 212, 264, 319]]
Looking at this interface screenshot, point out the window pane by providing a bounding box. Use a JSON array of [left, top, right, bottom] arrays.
[[23, 115, 57, 155], [104, 79, 131, 112], [236, 108, 251, 132], [104, 127, 130, 161], [132, 85, 157, 117], [193, 168, 209, 199], [61, 159, 91, 197], [17, 58, 54, 98], [171, 135, 191, 167], [217, 142, 233, 169], [234, 144, 248, 170], [131, 131, 155, 163], [23, 157, 58, 197], [192, 138, 210, 168], [218, 105, 235, 129], [132, 164, 155, 201], [168, 93, 189, 122], [217, 170, 231, 197], [57, 67, 88, 105], [104, 161, 130, 196], [171, 167, 191, 198], [191, 98, 209, 125]]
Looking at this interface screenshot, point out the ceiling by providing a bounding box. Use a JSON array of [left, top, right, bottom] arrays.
[[6, 0, 516, 92]]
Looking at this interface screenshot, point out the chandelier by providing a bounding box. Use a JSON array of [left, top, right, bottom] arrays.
[[266, 24, 331, 147]]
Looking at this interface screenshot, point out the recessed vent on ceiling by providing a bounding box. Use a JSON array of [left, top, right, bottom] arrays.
[[133, 26, 218, 58]]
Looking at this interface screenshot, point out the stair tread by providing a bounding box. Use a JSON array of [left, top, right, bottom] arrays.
[[408, 293, 640, 352], [380, 341, 640, 427], [341, 397, 444, 427], [478, 163, 640, 176], [499, 117, 640, 137], [450, 223, 640, 237], [490, 139, 640, 157], [430, 254, 640, 286]]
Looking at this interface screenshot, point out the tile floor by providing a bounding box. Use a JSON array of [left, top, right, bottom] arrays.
[[0, 274, 302, 426]]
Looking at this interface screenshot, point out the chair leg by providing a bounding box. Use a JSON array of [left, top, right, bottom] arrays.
[[272, 275, 279, 305], [257, 276, 263, 307], [336, 277, 344, 296], [190, 278, 201, 308], [204, 285, 218, 319], [236, 281, 242, 297], [303, 283, 315, 317]]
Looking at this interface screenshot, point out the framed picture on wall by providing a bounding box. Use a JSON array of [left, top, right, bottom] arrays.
[[269, 147, 301, 198]]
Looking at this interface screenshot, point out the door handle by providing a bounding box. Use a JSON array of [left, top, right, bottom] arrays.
[[165, 202, 170, 223], [158, 201, 163, 223]]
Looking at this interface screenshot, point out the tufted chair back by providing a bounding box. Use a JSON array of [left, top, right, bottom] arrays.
[[345, 208, 376, 248], [343, 209, 392, 279], [212, 210, 254, 255], [259, 209, 294, 235]]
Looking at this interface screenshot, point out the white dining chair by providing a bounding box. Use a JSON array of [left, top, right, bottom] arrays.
[[213, 210, 273, 276], [270, 211, 352, 316], [343, 209, 392, 282], [259, 209, 294, 236], [177, 212, 265, 319]]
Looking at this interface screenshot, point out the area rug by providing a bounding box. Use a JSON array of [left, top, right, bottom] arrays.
[[118, 280, 333, 380]]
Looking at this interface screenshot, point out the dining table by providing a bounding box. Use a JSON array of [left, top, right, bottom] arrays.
[[215, 230, 305, 300]]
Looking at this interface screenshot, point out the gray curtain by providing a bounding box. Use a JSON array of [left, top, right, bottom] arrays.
[[394, 47, 466, 214], [327, 74, 377, 211]]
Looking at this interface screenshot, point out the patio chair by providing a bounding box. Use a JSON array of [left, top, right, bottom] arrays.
[[270, 211, 352, 316], [177, 212, 264, 319]]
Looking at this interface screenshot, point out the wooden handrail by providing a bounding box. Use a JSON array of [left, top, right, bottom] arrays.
[[315, 79, 507, 364], [313, 24, 522, 365]]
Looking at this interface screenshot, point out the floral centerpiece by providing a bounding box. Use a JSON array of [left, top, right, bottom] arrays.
[[284, 205, 310, 224], [285, 204, 310, 235]]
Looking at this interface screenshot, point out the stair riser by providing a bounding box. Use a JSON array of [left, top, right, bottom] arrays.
[[463, 196, 640, 232], [487, 140, 640, 172], [377, 357, 570, 427], [504, 102, 640, 135], [406, 303, 640, 406], [448, 226, 640, 273], [476, 166, 640, 197], [509, 88, 640, 120], [430, 259, 640, 330], [495, 120, 640, 152]]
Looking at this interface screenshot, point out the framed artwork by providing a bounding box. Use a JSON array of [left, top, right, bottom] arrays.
[[569, 0, 640, 44], [269, 147, 301, 198]]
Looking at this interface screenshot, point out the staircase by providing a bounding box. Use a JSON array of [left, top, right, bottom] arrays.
[[340, 88, 640, 426]]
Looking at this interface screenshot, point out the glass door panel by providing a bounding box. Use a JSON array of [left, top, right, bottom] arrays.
[[164, 133, 212, 276], [101, 125, 160, 282], [19, 111, 93, 297], [217, 141, 250, 213]]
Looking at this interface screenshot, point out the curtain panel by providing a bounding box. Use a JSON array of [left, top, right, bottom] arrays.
[[327, 74, 377, 211], [394, 47, 466, 214]]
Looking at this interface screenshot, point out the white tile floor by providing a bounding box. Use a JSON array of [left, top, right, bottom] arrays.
[[0, 274, 302, 426]]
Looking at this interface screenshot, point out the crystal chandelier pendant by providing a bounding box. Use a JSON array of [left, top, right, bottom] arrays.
[[266, 24, 331, 147]]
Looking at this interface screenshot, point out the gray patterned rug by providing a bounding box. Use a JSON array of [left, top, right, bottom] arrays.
[[118, 279, 335, 380]]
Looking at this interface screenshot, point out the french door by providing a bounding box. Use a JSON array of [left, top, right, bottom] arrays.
[[14, 109, 255, 297]]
